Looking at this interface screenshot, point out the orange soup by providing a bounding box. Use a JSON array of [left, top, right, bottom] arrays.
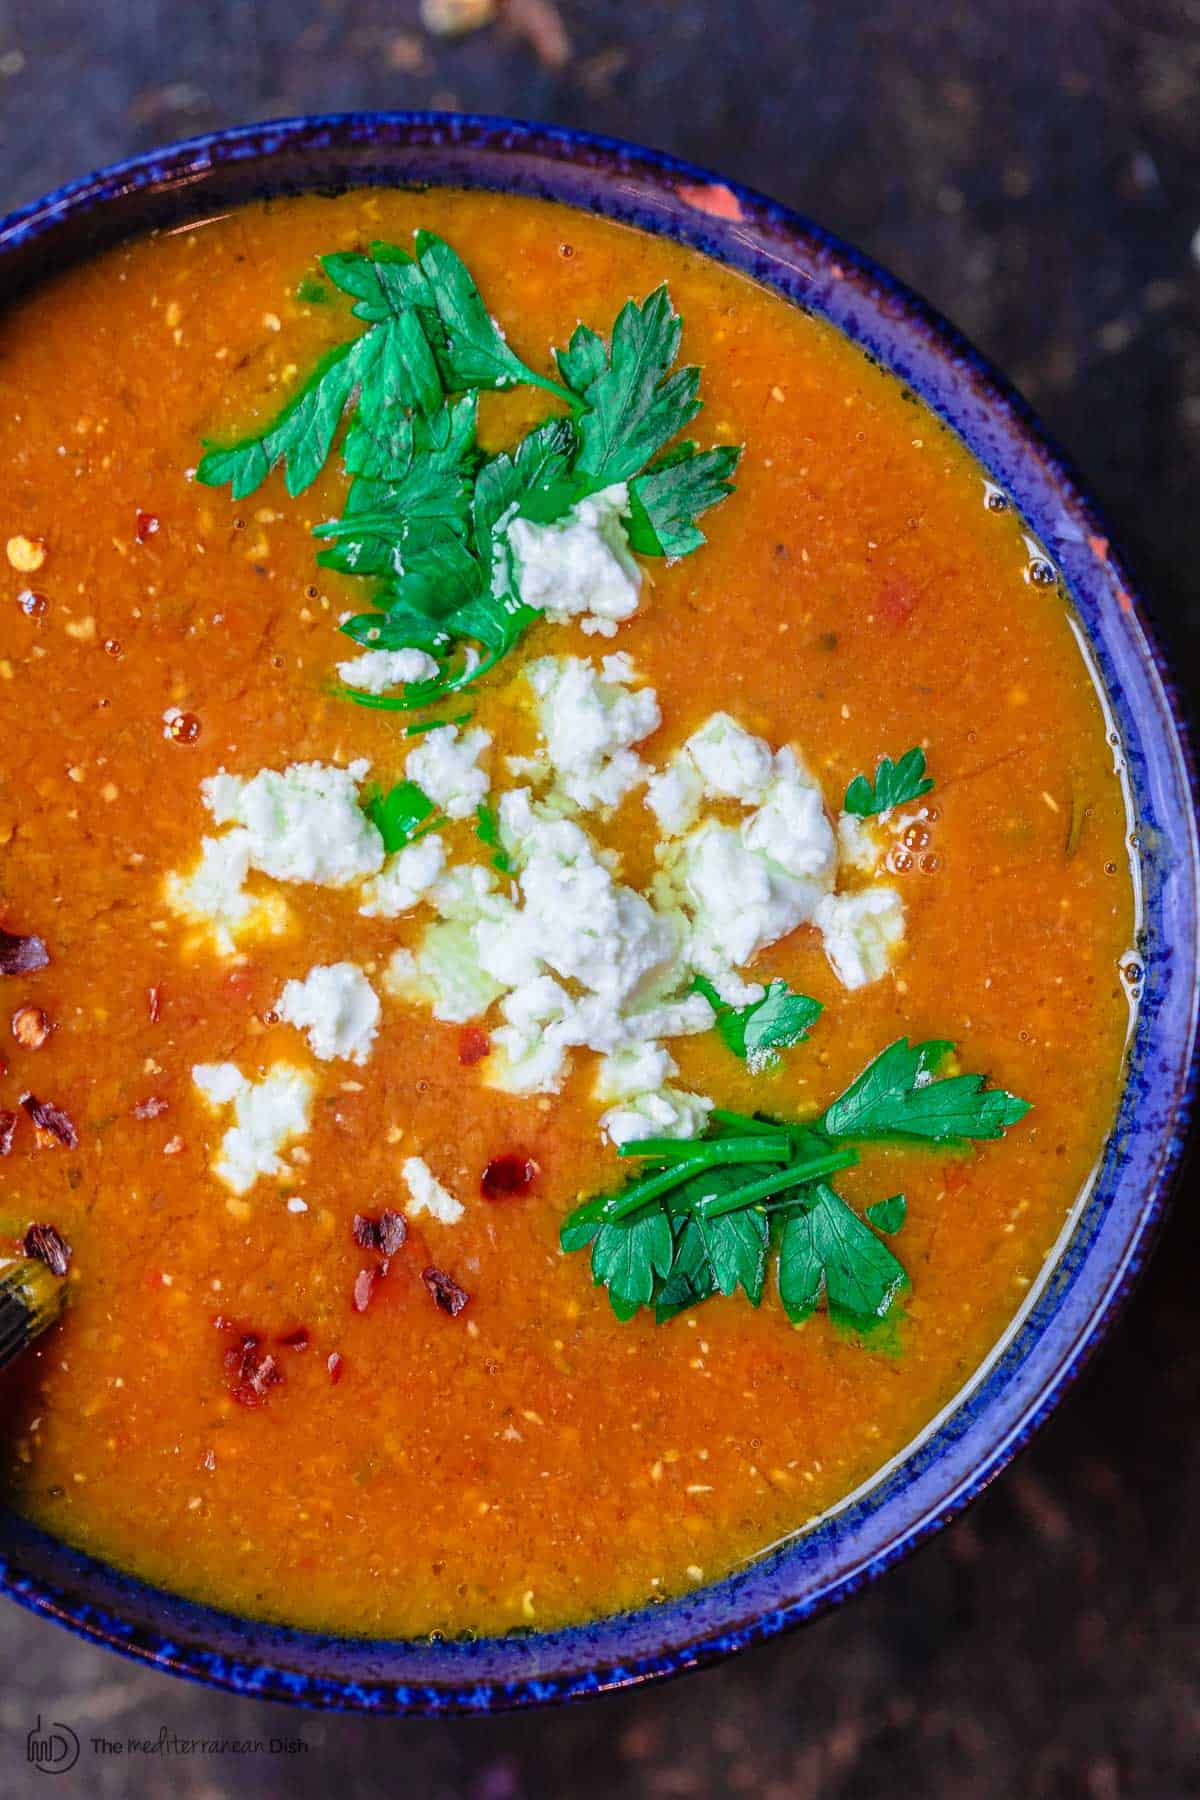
[[0, 190, 1135, 1637]]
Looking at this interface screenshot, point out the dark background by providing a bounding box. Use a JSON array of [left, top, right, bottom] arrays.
[[1, 2, 1197, 1794]]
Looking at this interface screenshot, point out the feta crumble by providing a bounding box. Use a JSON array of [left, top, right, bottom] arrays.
[[685, 712, 776, 805], [276, 962, 381, 1064], [599, 1085, 713, 1148], [358, 834, 447, 918], [337, 646, 439, 693], [405, 724, 492, 821], [402, 1155, 465, 1225], [203, 759, 383, 886], [164, 830, 290, 955], [192, 1061, 314, 1195], [524, 654, 661, 810], [815, 888, 907, 989], [507, 484, 642, 638]]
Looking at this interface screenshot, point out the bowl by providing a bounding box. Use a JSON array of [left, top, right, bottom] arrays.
[[0, 111, 1195, 1715]]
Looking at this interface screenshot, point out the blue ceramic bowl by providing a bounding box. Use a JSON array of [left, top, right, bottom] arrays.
[[1, 113, 1196, 1715]]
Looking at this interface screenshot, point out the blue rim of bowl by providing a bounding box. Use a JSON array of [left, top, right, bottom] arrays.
[[0, 112, 1196, 1716]]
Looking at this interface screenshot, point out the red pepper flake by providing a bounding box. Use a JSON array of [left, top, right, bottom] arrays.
[[327, 1351, 345, 1385], [217, 1322, 284, 1408], [135, 510, 160, 543], [422, 1266, 469, 1317], [147, 985, 162, 1023], [132, 1095, 168, 1119], [0, 1110, 16, 1156], [23, 1221, 71, 1277], [276, 1325, 310, 1351], [0, 929, 49, 976], [352, 1266, 379, 1313], [11, 1004, 50, 1050], [481, 1151, 539, 1201], [352, 1208, 408, 1255], [20, 1093, 78, 1148], [458, 1025, 490, 1066]]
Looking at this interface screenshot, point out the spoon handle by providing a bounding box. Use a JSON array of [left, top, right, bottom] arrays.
[[0, 1257, 66, 1371]]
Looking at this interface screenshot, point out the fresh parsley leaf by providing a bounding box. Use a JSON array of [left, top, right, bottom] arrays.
[[198, 337, 366, 500], [821, 1038, 1030, 1145], [555, 322, 608, 395], [414, 231, 574, 404], [778, 1185, 908, 1328], [694, 975, 822, 1073], [696, 1205, 769, 1303], [362, 779, 439, 853], [865, 1194, 907, 1234], [321, 241, 436, 323], [589, 1204, 675, 1319], [475, 802, 511, 873], [565, 286, 703, 489], [652, 1215, 717, 1323], [844, 746, 934, 816], [627, 443, 742, 558]]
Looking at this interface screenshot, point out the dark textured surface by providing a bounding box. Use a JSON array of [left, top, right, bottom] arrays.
[[0, 2, 1197, 1794]]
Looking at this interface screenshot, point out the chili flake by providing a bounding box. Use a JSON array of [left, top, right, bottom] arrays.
[[20, 1093, 78, 1148], [23, 1221, 71, 1277], [422, 1267, 469, 1317], [0, 929, 49, 976]]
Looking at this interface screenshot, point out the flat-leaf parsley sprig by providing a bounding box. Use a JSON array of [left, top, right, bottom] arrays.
[[197, 234, 741, 710], [559, 1038, 1029, 1331], [844, 746, 934, 817]]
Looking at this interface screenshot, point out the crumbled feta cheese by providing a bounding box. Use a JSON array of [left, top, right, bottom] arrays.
[[815, 888, 906, 988], [358, 834, 447, 918], [386, 922, 508, 1022], [684, 713, 776, 806], [192, 1061, 314, 1195], [203, 759, 383, 886], [593, 1042, 679, 1102], [337, 647, 439, 693], [646, 756, 705, 835], [486, 978, 576, 1094], [405, 724, 491, 821], [744, 749, 838, 883], [667, 820, 827, 975], [402, 1155, 464, 1225], [524, 654, 661, 810], [837, 811, 884, 875], [600, 1085, 713, 1148], [164, 830, 290, 955], [276, 962, 380, 1064], [507, 484, 642, 636], [489, 795, 680, 1003]]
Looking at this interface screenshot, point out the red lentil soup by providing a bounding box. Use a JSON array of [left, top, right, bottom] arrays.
[[0, 191, 1135, 1638]]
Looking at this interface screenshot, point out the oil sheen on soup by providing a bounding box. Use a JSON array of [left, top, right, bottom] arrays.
[[0, 190, 1135, 1637]]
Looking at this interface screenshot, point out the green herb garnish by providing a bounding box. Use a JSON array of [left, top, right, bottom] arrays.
[[693, 975, 822, 1073], [865, 1193, 907, 1234], [844, 746, 933, 816], [820, 1036, 1030, 1145], [198, 234, 741, 714], [559, 1037, 1028, 1331], [362, 779, 440, 853], [474, 801, 511, 873]]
